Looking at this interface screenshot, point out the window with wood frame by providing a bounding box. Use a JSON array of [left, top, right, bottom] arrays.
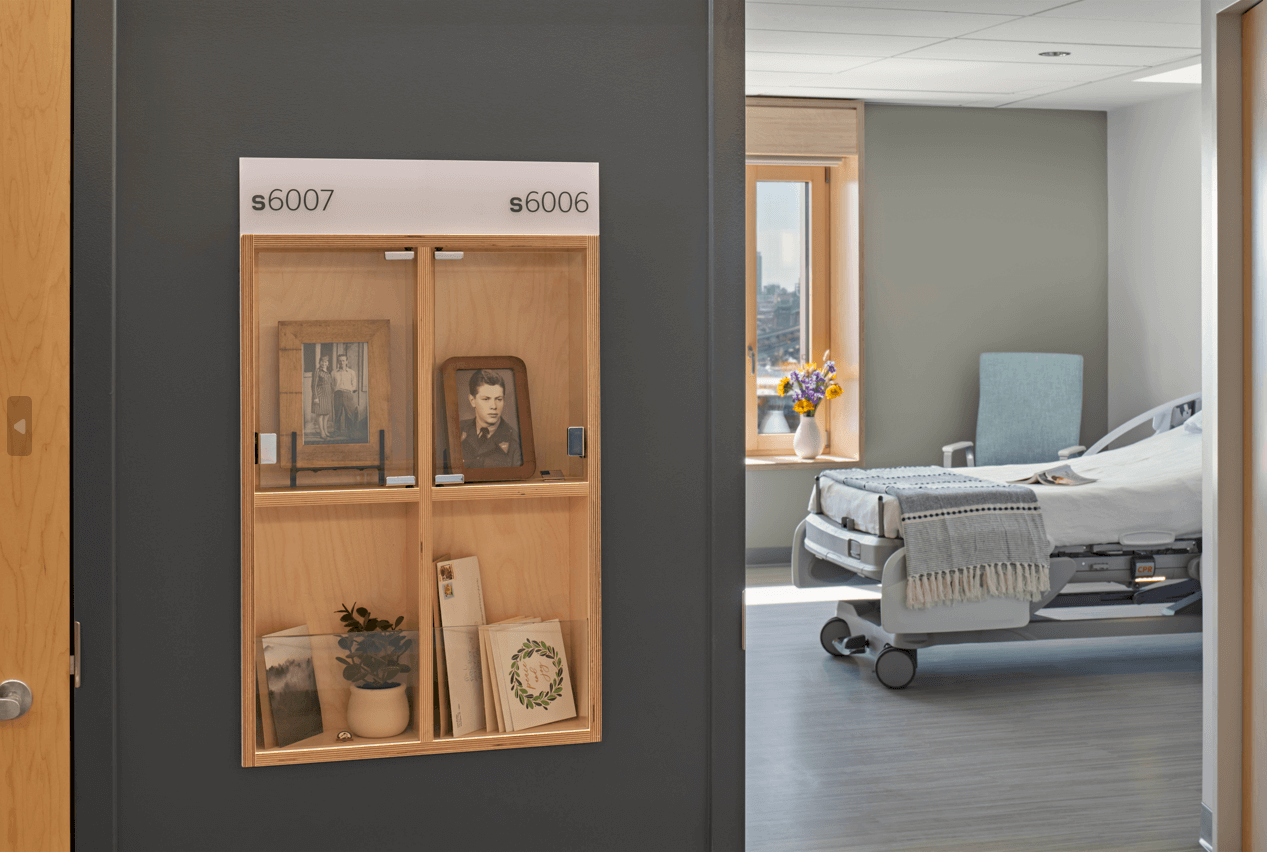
[[745, 97, 863, 464]]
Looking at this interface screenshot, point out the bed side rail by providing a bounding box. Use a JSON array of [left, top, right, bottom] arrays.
[[1081, 391, 1201, 457]]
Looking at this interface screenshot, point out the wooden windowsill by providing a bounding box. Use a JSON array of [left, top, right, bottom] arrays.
[[745, 454, 861, 471]]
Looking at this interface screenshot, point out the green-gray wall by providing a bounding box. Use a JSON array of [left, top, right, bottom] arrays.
[[748, 104, 1109, 554], [1107, 92, 1202, 432]]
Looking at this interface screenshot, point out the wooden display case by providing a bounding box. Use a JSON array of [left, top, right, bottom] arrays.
[[240, 235, 600, 766]]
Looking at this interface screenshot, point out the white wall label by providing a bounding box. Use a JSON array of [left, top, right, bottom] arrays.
[[239, 158, 599, 235]]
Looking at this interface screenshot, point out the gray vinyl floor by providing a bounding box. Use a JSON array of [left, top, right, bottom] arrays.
[[745, 597, 1203, 852]]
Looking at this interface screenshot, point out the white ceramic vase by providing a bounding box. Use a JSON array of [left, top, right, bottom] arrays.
[[346, 682, 410, 738], [793, 414, 824, 460]]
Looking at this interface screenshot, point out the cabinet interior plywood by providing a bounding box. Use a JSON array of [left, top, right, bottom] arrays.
[[253, 502, 417, 637], [434, 252, 585, 478], [431, 497, 582, 625], [256, 250, 416, 487]]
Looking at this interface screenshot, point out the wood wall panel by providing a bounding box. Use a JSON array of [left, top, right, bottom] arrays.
[[746, 97, 860, 158]]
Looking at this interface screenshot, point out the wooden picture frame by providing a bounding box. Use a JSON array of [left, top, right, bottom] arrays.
[[279, 319, 391, 469], [440, 355, 536, 482]]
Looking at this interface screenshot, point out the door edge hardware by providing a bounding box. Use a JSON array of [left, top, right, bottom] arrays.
[[71, 621, 80, 688]]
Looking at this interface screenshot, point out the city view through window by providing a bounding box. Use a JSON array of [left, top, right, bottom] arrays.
[[755, 180, 809, 435]]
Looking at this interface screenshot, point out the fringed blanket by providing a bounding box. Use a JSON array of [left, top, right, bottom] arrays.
[[820, 466, 1050, 609]]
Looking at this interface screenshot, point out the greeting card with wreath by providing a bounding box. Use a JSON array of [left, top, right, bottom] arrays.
[[487, 619, 576, 732]]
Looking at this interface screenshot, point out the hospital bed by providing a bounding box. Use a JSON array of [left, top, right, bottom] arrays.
[[792, 392, 1203, 688]]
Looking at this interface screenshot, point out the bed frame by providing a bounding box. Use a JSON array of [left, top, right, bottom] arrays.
[[792, 392, 1203, 689]]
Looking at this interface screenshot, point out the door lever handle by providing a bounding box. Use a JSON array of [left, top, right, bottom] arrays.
[[0, 680, 32, 721]]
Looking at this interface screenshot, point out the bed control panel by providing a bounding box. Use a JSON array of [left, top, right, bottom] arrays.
[[1132, 556, 1160, 587]]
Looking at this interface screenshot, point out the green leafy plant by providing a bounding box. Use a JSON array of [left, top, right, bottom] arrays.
[[334, 603, 413, 687]]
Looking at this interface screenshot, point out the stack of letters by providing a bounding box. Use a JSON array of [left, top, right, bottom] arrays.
[[435, 556, 576, 737]]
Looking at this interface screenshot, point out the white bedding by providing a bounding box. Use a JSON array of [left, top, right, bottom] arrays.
[[816, 422, 1202, 549]]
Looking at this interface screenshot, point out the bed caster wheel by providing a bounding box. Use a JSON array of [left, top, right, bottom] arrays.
[[820, 618, 851, 656], [874, 647, 917, 689]]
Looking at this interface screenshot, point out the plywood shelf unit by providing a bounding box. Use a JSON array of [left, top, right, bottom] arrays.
[[241, 234, 600, 766]]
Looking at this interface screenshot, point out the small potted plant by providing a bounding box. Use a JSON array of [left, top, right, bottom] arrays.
[[776, 356, 842, 460], [335, 603, 413, 738]]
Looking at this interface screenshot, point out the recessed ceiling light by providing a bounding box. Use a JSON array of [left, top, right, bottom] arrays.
[[1135, 64, 1202, 85], [1039, 51, 1071, 57]]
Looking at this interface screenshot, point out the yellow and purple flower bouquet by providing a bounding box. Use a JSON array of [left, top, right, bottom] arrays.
[[776, 358, 842, 417]]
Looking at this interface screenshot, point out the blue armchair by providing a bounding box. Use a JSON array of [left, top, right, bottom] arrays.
[[942, 352, 1084, 467]]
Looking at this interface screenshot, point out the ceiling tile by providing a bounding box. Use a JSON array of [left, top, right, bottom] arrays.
[[746, 3, 1019, 37], [829, 57, 1138, 93], [744, 0, 1207, 110], [744, 84, 1003, 106], [1002, 76, 1201, 109], [966, 16, 1200, 48], [1036, 0, 1201, 26], [747, 29, 941, 56], [902, 39, 1199, 67], [748, 0, 1067, 12], [747, 69, 877, 89], [746, 52, 879, 73]]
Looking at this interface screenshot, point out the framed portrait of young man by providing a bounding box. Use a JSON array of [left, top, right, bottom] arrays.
[[440, 356, 536, 482]]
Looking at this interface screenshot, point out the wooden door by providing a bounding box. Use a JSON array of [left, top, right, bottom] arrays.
[[0, 0, 72, 849]]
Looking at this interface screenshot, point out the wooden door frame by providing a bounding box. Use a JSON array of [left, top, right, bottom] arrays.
[[1203, 0, 1260, 848]]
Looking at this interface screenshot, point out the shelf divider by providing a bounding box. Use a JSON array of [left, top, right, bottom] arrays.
[[432, 479, 589, 502]]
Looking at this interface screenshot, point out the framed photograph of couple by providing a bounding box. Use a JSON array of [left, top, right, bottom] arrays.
[[278, 319, 391, 468], [440, 356, 536, 482]]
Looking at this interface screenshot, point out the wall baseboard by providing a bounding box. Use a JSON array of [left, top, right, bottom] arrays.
[[746, 546, 792, 566]]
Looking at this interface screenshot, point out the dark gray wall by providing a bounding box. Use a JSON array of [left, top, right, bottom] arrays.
[[72, 0, 118, 847], [75, 2, 745, 849], [746, 104, 1109, 552]]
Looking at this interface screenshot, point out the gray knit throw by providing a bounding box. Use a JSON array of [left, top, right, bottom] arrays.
[[822, 466, 1050, 609]]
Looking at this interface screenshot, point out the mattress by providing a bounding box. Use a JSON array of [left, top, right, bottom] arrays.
[[815, 423, 1202, 548]]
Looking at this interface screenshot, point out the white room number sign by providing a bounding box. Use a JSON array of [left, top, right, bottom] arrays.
[[240, 158, 599, 235]]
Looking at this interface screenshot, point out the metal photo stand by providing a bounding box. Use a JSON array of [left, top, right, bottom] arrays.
[[289, 429, 386, 487]]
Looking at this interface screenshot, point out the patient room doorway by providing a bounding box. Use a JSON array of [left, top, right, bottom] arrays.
[[743, 94, 1215, 851]]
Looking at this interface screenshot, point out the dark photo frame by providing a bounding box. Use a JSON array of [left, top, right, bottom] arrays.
[[440, 356, 536, 482]]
